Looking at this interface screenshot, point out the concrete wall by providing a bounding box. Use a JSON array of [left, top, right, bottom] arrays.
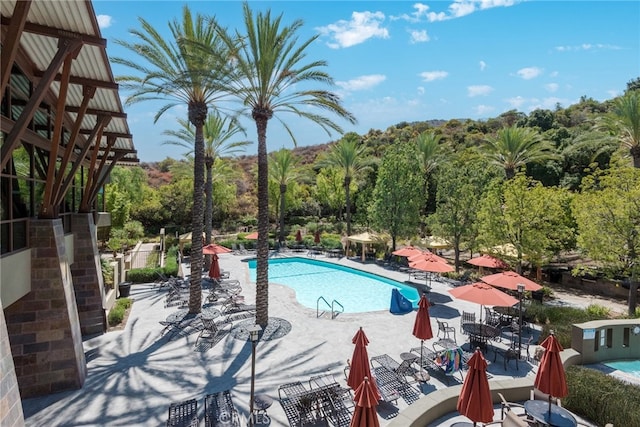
[[0, 251, 31, 308], [572, 319, 640, 365]]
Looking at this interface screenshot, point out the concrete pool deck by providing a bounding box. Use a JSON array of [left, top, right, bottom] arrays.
[[22, 251, 608, 426]]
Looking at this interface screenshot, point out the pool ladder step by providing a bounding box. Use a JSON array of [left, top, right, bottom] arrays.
[[317, 296, 344, 319]]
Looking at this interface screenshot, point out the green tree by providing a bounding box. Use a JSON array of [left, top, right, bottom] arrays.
[[162, 113, 250, 246], [602, 91, 640, 168], [115, 6, 232, 313], [414, 131, 444, 218], [217, 3, 356, 327], [370, 144, 423, 251], [429, 158, 494, 271], [573, 166, 640, 315], [314, 167, 348, 222], [481, 125, 558, 179], [319, 133, 373, 236], [269, 149, 305, 244], [478, 174, 574, 274]]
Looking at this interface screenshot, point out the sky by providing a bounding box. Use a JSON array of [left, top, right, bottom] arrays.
[[93, 0, 640, 163]]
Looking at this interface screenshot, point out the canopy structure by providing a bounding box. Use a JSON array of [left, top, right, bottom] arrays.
[[423, 235, 452, 250], [347, 232, 386, 262], [179, 232, 206, 253]]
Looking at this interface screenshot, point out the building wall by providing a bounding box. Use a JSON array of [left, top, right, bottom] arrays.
[[0, 251, 31, 308], [572, 319, 640, 364], [0, 297, 26, 427]]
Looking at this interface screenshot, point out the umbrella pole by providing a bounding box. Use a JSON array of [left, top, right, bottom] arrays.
[[420, 339, 424, 375]]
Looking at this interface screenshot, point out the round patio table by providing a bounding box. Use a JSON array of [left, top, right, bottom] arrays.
[[524, 399, 577, 427], [462, 323, 500, 351]]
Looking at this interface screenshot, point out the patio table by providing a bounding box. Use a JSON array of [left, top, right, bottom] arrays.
[[524, 399, 577, 427], [462, 323, 500, 352]]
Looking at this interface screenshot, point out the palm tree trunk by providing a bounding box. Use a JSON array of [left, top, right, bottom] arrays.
[[188, 103, 206, 314], [632, 146, 640, 168], [255, 116, 270, 328], [345, 175, 352, 236], [279, 183, 287, 244], [204, 156, 214, 270]]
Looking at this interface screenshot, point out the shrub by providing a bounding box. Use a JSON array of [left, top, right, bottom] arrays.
[[100, 257, 114, 289], [108, 298, 132, 326], [565, 366, 640, 427], [584, 304, 611, 318]]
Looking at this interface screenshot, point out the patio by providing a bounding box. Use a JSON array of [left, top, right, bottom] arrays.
[[21, 252, 590, 426]]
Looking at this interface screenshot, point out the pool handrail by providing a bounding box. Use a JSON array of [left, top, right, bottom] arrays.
[[317, 296, 331, 318], [331, 300, 344, 319]]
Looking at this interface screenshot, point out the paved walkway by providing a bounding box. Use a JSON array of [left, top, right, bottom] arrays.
[[21, 251, 607, 426]]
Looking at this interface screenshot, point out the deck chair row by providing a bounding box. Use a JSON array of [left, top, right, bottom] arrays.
[[166, 390, 241, 427]]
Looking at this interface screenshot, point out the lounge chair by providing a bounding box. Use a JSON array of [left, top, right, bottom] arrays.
[[277, 381, 324, 426], [166, 398, 198, 427], [204, 390, 241, 427], [195, 317, 231, 347], [308, 374, 353, 427], [369, 366, 403, 404], [410, 344, 465, 384], [370, 354, 415, 384]]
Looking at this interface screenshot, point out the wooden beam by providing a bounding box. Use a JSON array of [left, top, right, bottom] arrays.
[[0, 37, 83, 170], [1, 0, 32, 94], [0, 16, 107, 47], [33, 71, 119, 90], [79, 129, 132, 139], [66, 105, 127, 119], [81, 135, 116, 212]]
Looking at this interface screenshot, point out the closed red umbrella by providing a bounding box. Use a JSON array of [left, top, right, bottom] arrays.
[[481, 271, 542, 292], [314, 230, 321, 244], [208, 254, 221, 279], [347, 327, 381, 401], [295, 229, 303, 242], [412, 294, 433, 379], [457, 348, 494, 426], [349, 377, 380, 427], [534, 332, 568, 417], [202, 243, 232, 255]]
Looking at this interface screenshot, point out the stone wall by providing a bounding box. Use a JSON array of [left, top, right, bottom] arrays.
[[70, 213, 106, 336], [4, 219, 86, 398], [0, 298, 25, 427]]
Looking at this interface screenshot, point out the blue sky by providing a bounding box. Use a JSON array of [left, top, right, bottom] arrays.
[[94, 1, 640, 163]]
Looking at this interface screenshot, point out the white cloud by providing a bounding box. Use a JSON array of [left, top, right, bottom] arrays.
[[467, 85, 494, 97], [479, 61, 487, 71], [555, 43, 622, 52], [474, 104, 495, 116], [607, 89, 621, 98], [336, 74, 386, 92], [506, 96, 526, 108], [391, 3, 430, 23], [427, 0, 519, 22], [545, 83, 559, 93], [317, 11, 389, 49], [97, 14, 113, 29], [419, 70, 448, 82], [410, 29, 430, 43], [516, 67, 543, 80], [417, 86, 425, 95]]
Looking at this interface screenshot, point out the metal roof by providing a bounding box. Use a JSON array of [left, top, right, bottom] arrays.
[[1, 0, 138, 165]]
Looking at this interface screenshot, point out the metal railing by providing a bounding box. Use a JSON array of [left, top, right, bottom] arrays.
[[316, 296, 343, 319], [317, 296, 331, 318]]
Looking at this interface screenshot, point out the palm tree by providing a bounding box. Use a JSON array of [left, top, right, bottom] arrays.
[[319, 133, 372, 236], [162, 113, 250, 246], [269, 149, 304, 245], [415, 130, 444, 220], [607, 91, 640, 168], [482, 125, 557, 179], [215, 3, 356, 327], [114, 6, 231, 314]]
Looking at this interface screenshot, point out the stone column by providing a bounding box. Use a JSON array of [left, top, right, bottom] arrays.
[[4, 219, 86, 398], [0, 297, 25, 427], [70, 213, 106, 336]]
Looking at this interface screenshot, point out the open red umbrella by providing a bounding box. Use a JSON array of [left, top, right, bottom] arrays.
[[407, 250, 447, 265], [202, 243, 232, 255], [467, 254, 509, 275], [314, 230, 321, 244], [457, 348, 494, 426], [412, 294, 434, 379], [409, 253, 453, 289], [481, 271, 542, 292], [349, 377, 380, 427], [534, 332, 568, 418], [347, 327, 381, 401], [295, 229, 303, 242], [392, 246, 423, 258], [245, 231, 258, 240], [208, 253, 221, 279], [449, 282, 519, 322]]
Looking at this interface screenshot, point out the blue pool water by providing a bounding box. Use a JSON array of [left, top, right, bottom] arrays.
[[605, 360, 640, 378], [247, 257, 419, 313]]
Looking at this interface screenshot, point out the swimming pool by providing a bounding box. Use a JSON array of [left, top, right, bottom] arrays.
[[247, 257, 419, 313], [605, 360, 640, 379]]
